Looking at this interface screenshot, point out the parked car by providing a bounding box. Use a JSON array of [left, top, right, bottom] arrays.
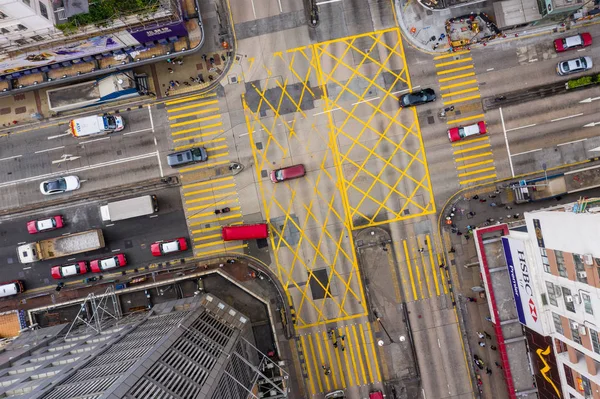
[[51, 261, 88, 279], [90, 254, 127, 273], [557, 56, 593, 76], [448, 121, 487, 142], [270, 164, 306, 183], [39, 176, 80, 195], [151, 238, 188, 256], [27, 215, 64, 234], [554, 33, 592, 52], [399, 88, 436, 107], [167, 147, 208, 167]]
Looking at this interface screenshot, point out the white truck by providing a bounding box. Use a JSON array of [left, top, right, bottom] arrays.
[[69, 115, 124, 138], [17, 229, 105, 263], [100, 195, 158, 222]]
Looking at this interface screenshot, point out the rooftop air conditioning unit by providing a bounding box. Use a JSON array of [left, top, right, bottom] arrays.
[[583, 254, 594, 266], [566, 295, 574, 303], [579, 326, 587, 335]]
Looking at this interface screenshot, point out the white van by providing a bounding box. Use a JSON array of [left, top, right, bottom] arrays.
[[69, 115, 124, 138], [0, 280, 24, 298]]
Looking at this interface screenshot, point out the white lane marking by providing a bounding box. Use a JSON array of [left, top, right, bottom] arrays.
[[580, 96, 600, 103], [106, 224, 115, 227], [47, 132, 70, 140], [35, 146, 64, 154], [153, 136, 158, 146], [316, 0, 341, 4], [437, 338, 441, 348], [550, 113, 583, 122], [22, 267, 31, 270], [499, 107, 515, 178], [529, 58, 538, 62], [123, 127, 153, 136], [352, 97, 380, 106], [150, 215, 159, 218], [512, 148, 542, 156], [249, 0, 257, 18], [0, 152, 157, 189], [422, 388, 427, 399], [67, 258, 76, 261], [584, 121, 600, 127], [156, 150, 164, 178], [557, 138, 587, 147], [313, 107, 341, 116], [0, 155, 22, 162], [52, 155, 81, 164], [17, 242, 25, 245], [486, 68, 494, 71], [112, 249, 121, 252], [391, 86, 421, 95], [277, 0, 282, 12], [578, 49, 587, 52], [148, 105, 155, 133], [62, 232, 71, 236], [239, 132, 249, 137], [505, 123, 537, 132], [80, 137, 110, 145]]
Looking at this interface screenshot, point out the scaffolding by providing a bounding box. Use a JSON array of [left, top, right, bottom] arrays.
[[65, 286, 121, 338]]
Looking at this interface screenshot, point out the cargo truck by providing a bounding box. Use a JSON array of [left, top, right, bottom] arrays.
[[100, 195, 158, 222], [17, 229, 105, 263], [68, 115, 124, 138]]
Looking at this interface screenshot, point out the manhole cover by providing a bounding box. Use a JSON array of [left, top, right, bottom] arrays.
[[261, 170, 268, 178], [256, 142, 263, 150], [427, 116, 435, 124], [228, 75, 238, 84]]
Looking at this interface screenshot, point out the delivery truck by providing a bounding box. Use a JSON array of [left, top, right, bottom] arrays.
[[17, 229, 105, 263], [68, 115, 124, 138], [100, 195, 158, 222]]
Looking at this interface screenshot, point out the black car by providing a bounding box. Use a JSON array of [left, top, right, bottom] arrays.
[[399, 88, 436, 107]]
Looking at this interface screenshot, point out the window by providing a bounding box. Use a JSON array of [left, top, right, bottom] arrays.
[[14, 38, 28, 46], [0, 11, 7, 19], [562, 287, 576, 313], [1, 28, 8, 34], [16, 24, 27, 31], [30, 35, 44, 42], [555, 250, 568, 277], [581, 375, 592, 397], [590, 329, 600, 354], [546, 281, 558, 306], [581, 292, 593, 315], [574, 254, 588, 284], [553, 312, 563, 334], [22, 0, 30, 6], [38, 2, 48, 19], [540, 248, 551, 273], [564, 364, 574, 388], [570, 319, 582, 344]]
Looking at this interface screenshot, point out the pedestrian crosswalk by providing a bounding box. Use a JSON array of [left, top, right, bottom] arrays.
[[392, 233, 448, 302], [434, 51, 497, 186], [298, 321, 382, 395], [165, 93, 246, 258]]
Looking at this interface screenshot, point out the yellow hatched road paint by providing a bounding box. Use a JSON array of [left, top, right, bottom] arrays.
[[321, 331, 339, 388], [418, 244, 432, 298], [164, 92, 216, 106], [173, 131, 224, 144], [194, 240, 225, 249], [167, 102, 219, 118], [366, 322, 382, 381], [426, 236, 440, 296], [183, 176, 232, 189], [307, 335, 324, 393], [458, 166, 496, 178], [351, 324, 367, 385], [453, 143, 491, 155], [455, 152, 493, 162], [331, 331, 346, 388], [180, 159, 229, 174], [190, 212, 240, 222], [191, 223, 235, 235], [436, 65, 474, 75], [193, 233, 222, 242], [340, 327, 354, 387], [411, 245, 424, 299], [315, 332, 331, 392], [359, 326, 374, 383], [403, 241, 418, 301], [457, 159, 494, 170], [183, 182, 235, 194], [186, 191, 237, 205], [435, 57, 473, 68], [345, 325, 360, 385], [194, 244, 247, 256], [189, 214, 239, 226], [167, 101, 219, 113], [447, 113, 485, 125], [188, 198, 236, 212], [443, 94, 481, 105], [171, 120, 219, 136], [171, 114, 221, 129], [440, 80, 478, 90], [299, 336, 316, 396], [441, 87, 479, 98], [451, 135, 489, 147], [460, 173, 497, 185], [433, 50, 470, 60], [438, 72, 476, 82], [170, 118, 223, 128], [206, 151, 229, 159], [206, 144, 228, 152]]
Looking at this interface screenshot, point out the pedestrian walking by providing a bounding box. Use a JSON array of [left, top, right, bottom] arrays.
[[169, 80, 176, 88], [468, 211, 476, 216], [340, 334, 345, 341], [477, 331, 485, 339], [495, 361, 503, 369], [168, 67, 174, 74], [490, 345, 497, 351], [505, 205, 512, 210], [418, 248, 424, 253], [322, 365, 331, 375], [439, 263, 445, 269], [479, 198, 487, 203], [484, 331, 492, 339], [465, 234, 470, 241], [485, 316, 492, 322], [183, 81, 191, 86], [333, 341, 338, 349], [486, 218, 495, 223], [208, 75, 214, 81], [473, 195, 479, 200], [514, 213, 520, 219], [457, 231, 463, 236], [494, 190, 501, 194], [486, 367, 492, 375], [490, 202, 497, 207], [506, 215, 512, 219], [488, 194, 496, 199], [164, 90, 169, 97], [174, 80, 180, 86], [479, 341, 486, 347]]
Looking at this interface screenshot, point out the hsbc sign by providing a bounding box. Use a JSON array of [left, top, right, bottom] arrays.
[[502, 237, 543, 334]]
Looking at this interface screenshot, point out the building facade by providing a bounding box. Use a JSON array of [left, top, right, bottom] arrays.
[[494, 201, 600, 399]]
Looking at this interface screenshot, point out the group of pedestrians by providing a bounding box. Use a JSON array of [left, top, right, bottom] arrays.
[[163, 53, 225, 97]]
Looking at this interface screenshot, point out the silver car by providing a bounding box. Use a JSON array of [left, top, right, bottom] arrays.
[[557, 56, 593, 75]]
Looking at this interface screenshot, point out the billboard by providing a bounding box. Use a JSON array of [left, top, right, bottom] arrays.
[[524, 328, 562, 399], [0, 32, 139, 75], [502, 237, 544, 334], [127, 21, 188, 43]]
